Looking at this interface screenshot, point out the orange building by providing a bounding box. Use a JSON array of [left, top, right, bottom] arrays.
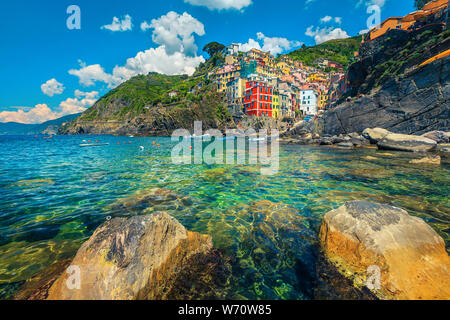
[[368, 0, 448, 40]]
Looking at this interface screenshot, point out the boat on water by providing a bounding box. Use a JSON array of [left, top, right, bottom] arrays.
[[79, 143, 110, 147], [249, 137, 266, 142]]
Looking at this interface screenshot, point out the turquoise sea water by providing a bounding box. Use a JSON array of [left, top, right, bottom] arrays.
[[0, 135, 449, 299]]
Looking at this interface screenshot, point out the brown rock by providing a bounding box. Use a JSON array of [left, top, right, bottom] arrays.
[[319, 201, 450, 300], [47, 212, 214, 300]]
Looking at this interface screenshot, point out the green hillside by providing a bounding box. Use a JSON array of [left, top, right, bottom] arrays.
[[78, 73, 204, 121], [284, 35, 363, 68]]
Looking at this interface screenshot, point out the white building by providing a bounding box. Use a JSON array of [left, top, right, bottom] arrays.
[[225, 43, 240, 56], [299, 89, 318, 116]]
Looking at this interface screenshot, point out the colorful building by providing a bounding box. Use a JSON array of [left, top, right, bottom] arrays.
[[299, 89, 318, 116], [244, 80, 273, 117], [216, 65, 241, 92], [272, 92, 280, 119], [226, 78, 247, 107], [279, 90, 292, 118]]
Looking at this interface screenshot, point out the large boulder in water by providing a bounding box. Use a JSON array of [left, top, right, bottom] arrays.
[[47, 212, 217, 300], [377, 133, 437, 152], [362, 128, 389, 144], [319, 201, 450, 300]]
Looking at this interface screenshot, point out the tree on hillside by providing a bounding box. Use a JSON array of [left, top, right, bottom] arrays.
[[414, 0, 428, 9], [203, 42, 225, 57]]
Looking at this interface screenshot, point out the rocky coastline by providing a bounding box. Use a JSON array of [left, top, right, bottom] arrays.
[[280, 124, 449, 164]]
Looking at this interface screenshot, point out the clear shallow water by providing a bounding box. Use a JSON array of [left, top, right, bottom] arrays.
[[0, 135, 449, 299]]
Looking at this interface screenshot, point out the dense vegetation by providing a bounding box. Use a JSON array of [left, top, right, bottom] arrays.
[[284, 35, 363, 68], [62, 68, 233, 134], [78, 73, 205, 121], [203, 42, 225, 57]]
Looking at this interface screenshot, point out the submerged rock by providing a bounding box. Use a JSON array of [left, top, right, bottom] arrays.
[[362, 128, 389, 144], [46, 212, 218, 300], [319, 201, 450, 300], [110, 188, 192, 215], [378, 133, 437, 152], [409, 155, 441, 165]]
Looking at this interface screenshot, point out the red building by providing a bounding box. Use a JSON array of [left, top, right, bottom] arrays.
[[243, 80, 273, 117]]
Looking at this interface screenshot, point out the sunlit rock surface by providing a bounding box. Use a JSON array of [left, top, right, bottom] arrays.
[[46, 212, 219, 300], [319, 201, 450, 300], [378, 133, 437, 152]]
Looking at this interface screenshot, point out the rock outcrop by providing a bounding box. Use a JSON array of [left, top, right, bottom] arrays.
[[46, 212, 219, 300], [377, 133, 437, 152], [319, 201, 450, 300], [324, 25, 449, 137]]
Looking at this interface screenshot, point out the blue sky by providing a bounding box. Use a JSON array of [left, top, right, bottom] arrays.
[[0, 0, 414, 123]]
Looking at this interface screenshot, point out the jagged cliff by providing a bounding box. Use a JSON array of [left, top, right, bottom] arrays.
[[324, 26, 449, 135]]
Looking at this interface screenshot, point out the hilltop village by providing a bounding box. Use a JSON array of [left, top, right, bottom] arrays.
[[211, 45, 344, 120], [206, 0, 448, 121]]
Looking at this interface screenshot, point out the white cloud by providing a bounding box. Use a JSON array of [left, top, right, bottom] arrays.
[[184, 0, 252, 10], [69, 47, 205, 88], [101, 15, 132, 32], [238, 33, 302, 56], [69, 60, 113, 87], [0, 91, 99, 124], [41, 79, 65, 97], [141, 11, 205, 56], [0, 104, 59, 124], [356, 0, 386, 8], [110, 46, 205, 85], [70, 12, 206, 88], [59, 90, 99, 115], [306, 26, 350, 44], [320, 16, 342, 24]]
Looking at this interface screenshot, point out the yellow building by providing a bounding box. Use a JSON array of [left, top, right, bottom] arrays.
[[318, 91, 328, 110], [272, 94, 280, 119], [276, 61, 291, 75], [225, 55, 239, 65], [217, 66, 241, 92]]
